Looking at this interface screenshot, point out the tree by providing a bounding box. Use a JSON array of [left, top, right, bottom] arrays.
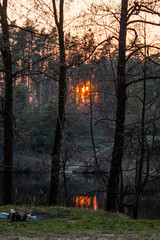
[[0, 0, 13, 204], [106, 0, 128, 212], [49, 0, 67, 205], [106, 0, 160, 213]]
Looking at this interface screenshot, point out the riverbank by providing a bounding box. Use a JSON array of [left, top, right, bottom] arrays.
[[0, 205, 159, 239]]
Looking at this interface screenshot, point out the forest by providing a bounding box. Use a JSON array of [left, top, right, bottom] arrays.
[[0, 0, 160, 220]]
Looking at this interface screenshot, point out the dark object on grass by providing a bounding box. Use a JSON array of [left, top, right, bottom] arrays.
[[9, 209, 27, 221], [0, 209, 37, 221]]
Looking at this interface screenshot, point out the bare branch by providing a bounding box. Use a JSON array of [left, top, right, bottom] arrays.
[[9, 24, 50, 37], [128, 19, 160, 27], [126, 76, 160, 88], [52, 0, 59, 27], [60, 0, 64, 26]]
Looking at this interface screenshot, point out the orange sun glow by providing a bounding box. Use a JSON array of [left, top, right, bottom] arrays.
[[75, 195, 98, 210]]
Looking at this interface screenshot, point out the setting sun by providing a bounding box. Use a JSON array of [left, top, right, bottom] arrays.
[[74, 81, 98, 105], [82, 87, 85, 93]]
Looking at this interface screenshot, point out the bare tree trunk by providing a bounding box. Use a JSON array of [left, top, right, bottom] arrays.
[[49, 0, 66, 205], [133, 21, 148, 219], [89, 75, 107, 187], [0, 0, 13, 204], [106, 0, 128, 212]]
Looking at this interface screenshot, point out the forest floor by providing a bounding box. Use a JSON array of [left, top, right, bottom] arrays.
[[0, 205, 159, 240]]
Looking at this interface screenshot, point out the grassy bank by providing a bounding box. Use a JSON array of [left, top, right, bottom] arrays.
[[0, 205, 159, 239]]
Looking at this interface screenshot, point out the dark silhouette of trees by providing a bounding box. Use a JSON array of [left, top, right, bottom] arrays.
[[0, 0, 14, 204], [132, 22, 148, 219], [106, 0, 128, 212], [49, 0, 67, 205], [0, 0, 159, 216], [106, 0, 160, 213]]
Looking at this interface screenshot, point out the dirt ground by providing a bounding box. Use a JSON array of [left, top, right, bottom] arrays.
[[1, 235, 159, 240]]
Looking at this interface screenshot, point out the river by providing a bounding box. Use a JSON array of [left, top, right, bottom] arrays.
[[0, 172, 160, 219]]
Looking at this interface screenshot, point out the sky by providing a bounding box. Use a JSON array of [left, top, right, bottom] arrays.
[[4, 0, 160, 46], [5, 0, 121, 45], [7, 0, 120, 27]]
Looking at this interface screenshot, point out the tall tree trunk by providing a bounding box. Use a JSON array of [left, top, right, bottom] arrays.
[[0, 0, 13, 204], [133, 21, 147, 219], [49, 0, 66, 205], [106, 0, 128, 212]]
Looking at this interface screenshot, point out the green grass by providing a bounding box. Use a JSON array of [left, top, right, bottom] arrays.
[[0, 205, 159, 239]]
